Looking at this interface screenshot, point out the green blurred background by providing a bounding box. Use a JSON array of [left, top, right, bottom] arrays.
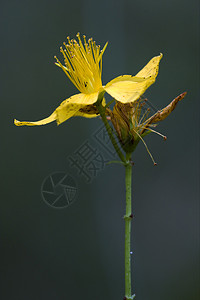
[[1, 0, 199, 299]]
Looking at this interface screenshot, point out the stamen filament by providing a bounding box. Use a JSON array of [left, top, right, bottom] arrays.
[[145, 128, 167, 140], [55, 33, 107, 94], [138, 107, 151, 125], [131, 127, 157, 165]]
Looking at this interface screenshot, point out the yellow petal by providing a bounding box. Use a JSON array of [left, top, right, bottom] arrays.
[[14, 92, 100, 126], [104, 54, 163, 104], [136, 53, 163, 78], [104, 75, 155, 103], [74, 97, 106, 118], [74, 108, 99, 118], [14, 111, 57, 126], [56, 91, 99, 124]]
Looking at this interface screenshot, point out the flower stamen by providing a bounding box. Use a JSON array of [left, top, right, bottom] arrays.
[[131, 127, 157, 165], [145, 128, 167, 140], [55, 33, 108, 94]]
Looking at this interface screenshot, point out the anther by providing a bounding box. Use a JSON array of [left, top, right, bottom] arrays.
[[163, 136, 167, 141], [154, 162, 157, 166], [83, 35, 87, 44]]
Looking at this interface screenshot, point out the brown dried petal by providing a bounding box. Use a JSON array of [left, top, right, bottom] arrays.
[[145, 92, 187, 125], [113, 102, 133, 126], [110, 109, 129, 142]]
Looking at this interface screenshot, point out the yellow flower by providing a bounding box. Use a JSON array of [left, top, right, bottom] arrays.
[[14, 33, 163, 127]]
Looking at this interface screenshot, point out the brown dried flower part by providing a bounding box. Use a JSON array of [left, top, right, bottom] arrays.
[[107, 92, 187, 154], [107, 101, 144, 152], [78, 104, 99, 116], [141, 92, 187, 134], [109, 103, 132, 136]]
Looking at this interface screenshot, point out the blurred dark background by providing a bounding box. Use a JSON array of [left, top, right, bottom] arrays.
[[0, 0, 199, 299]]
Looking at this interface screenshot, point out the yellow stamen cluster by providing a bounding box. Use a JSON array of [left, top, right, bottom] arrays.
[[55, 33, 108, 94]]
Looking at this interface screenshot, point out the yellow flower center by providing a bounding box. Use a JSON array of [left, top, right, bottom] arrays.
[[54, 33, 108, 94]]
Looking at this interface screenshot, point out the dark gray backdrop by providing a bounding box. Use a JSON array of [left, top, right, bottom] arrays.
[[1, 0, 199, 299]]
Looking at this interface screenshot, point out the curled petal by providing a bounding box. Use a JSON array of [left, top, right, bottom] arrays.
[[56, 92, 99, 124], [136, 53, 163, 78], [145, 92, 187, 125], [104, 54, 163, 103], [74, 106, 99, 118], [104, 75, 156, 103], [14, 112, 57, 126], [14, 91, 100, 126], [74, 97, 106, 118]]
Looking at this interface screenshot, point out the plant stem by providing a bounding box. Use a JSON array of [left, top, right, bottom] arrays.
[[97, 98, 135, 298], [124, 152, 134, 299], [96, 101, 126, 163]]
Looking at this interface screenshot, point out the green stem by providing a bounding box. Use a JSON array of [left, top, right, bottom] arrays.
[[96, 97, 135, 298], [124, 153, 135, 300], [96, 101, 126, 163]]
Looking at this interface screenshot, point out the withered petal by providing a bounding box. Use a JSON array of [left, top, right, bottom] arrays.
[[145, 92, 187, 125]]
